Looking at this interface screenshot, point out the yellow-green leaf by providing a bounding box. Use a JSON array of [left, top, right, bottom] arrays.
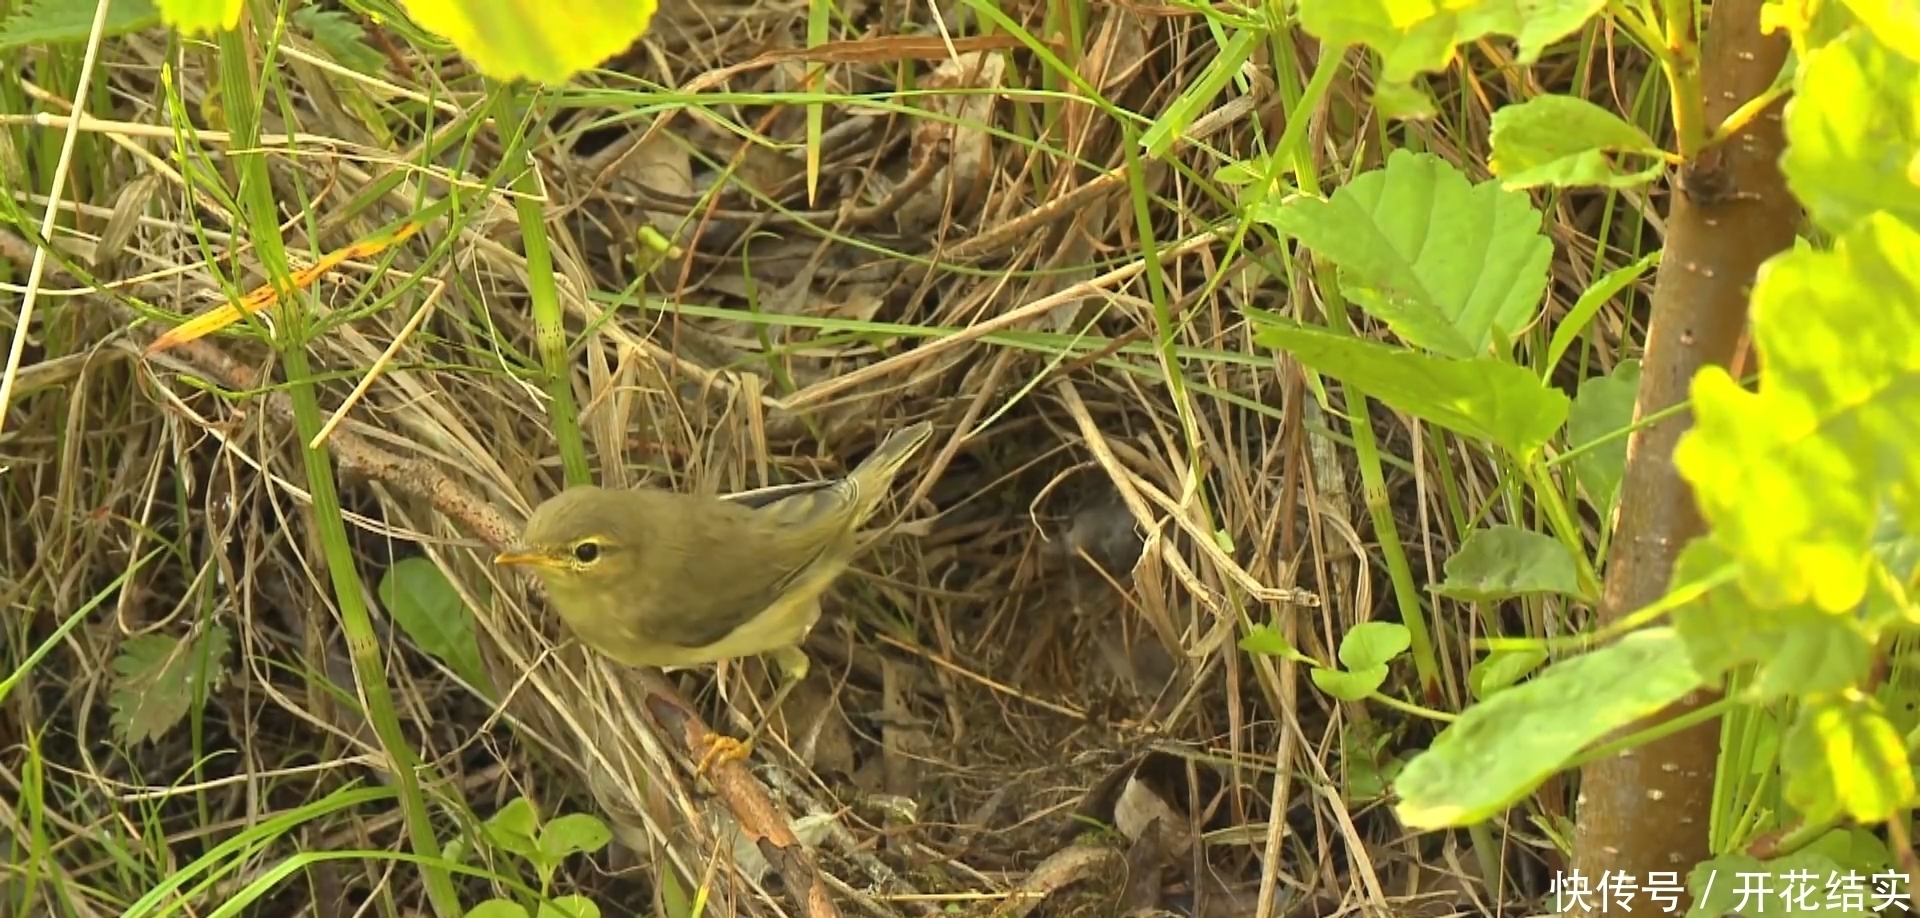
[[1782, 693, 1916, 825], [156, 0, 241, 34], [1674, 213, 1920, 613], [397, 0, 657, 84]]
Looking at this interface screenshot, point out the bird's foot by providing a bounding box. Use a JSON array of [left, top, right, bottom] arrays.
[[694, 733, 753, 778]]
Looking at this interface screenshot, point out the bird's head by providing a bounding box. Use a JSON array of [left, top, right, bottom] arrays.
[[493, 487, 647, 600]]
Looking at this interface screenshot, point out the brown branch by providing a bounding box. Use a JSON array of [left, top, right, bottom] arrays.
[[647, 695, 841, 917], [1568, 0, 1800, 908]]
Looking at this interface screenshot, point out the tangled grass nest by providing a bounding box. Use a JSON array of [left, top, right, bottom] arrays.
[[0, 0, 1638, 914]]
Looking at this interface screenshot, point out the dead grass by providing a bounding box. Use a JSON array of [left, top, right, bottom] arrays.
[[0, 2, 1659, 917]]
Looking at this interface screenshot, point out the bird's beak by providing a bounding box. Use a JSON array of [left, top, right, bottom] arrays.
[[493, 548, 553, 569]]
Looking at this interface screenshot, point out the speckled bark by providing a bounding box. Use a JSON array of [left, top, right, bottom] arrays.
[[1566, 0, 1798, 910]]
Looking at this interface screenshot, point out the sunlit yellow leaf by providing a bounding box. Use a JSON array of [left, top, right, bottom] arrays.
[[156, 0, 242, 34], [397, 0, 657, 85]]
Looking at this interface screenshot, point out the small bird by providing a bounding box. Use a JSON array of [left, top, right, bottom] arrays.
[[494, 421, 935, 771]]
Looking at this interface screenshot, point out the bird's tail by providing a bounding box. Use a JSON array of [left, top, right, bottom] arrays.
[[846, 420, 935, 523]]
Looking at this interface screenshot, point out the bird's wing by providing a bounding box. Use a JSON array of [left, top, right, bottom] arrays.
[[639, 494, 848, 650], [644, 424, 930, 650]]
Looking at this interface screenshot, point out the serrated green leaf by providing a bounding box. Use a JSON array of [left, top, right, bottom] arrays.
[[378, 557, 490, 694], [1311, 665, 1386, 700], [538, 814, 612, 863], [1781, 28, 1920, 236], [1670, 540, 1876, 700], [1489, 95, 1665, 189], [1469, 648, 1547, 699], [1338, 621, 1411, 670], [1436, 525, 1587, 602], [1782, 693, 1915, 825], [1674, 537, 1866, 702], [1342, 725, 1403, 800], [397, 0, 657, 84], [1394, 627, 1704, 828], [292, 7, 388, 75], [1565, 360, 1640, 517], [1295, 0, 1603, 83], [109, 624, 230, 745], [0, 0, 160, 51], [1674, 213, 1920, 613], [1254, 323, 1570, 459], [1677, 598, 1873, 701], [1253, 151, 1552, 358]]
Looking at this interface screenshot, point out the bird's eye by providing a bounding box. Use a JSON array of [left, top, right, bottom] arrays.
[[572, 541, 602, 564]]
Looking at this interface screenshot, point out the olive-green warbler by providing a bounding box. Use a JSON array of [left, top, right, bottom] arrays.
[[494, 421, 933, 768]]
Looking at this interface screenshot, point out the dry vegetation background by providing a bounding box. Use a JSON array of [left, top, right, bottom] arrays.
[[0, 0, 1662, 916]]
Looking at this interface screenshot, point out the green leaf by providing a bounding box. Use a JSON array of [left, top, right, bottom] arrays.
[[1687, 847, 1884, 918], [378, 557, 491, 693], [1254, 323, 1570, 459], [1880, 684, 1920, 737], [1214, 160, 1262, 187], [1435, 525, 1587, 602], [1671, 540, 1875, 700], [1490, 95, 1666, 189], [1543, 252, 1658, 371], [1781, 28, 1920, 236], [1566, 359, 1641, 517], [157, 0, 241, 34], [0, 0, 160, 50], [1338, 622, 1411, 670], [292, 7, 388, 75], [1671, 539, 1878, 700], [1295, 0, 1603, 83], [397, 0, 658, 84], [1469, 648, 1547, 699], [1674, 213, 1920, 613], [1253, 150, 1552, 358], [1342, 724, 1403, 800], [484, 797, 540, 859], [110, 624, 230, 745], [1312, 665, 1387, 700], [1239, 624, 1310, 662], [1801, 824, 1895, 873], [538, 813, 613, 862], [465, 900, 530, 918], [1782, 693, 1916, 826], [1768, 0, 1861, 59], [1372, 81, 1439, 121], [1394, 627, 1705, 828], [538, 897, 600, 918]]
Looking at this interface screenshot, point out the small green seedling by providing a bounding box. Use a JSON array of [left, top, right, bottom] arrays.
[[1240, 621, 1413, 702], [459, 796, 614, 918]]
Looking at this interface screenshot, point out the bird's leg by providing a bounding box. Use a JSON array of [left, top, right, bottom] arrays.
[[695, 644, 811, 777]]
